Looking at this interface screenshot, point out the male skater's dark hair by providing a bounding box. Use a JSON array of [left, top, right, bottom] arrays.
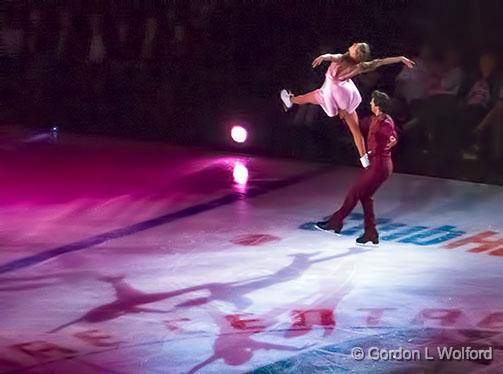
[[371, 90, 392, 114]]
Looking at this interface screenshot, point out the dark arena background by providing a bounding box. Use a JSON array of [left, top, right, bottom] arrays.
[[1, 1, 502, 373]]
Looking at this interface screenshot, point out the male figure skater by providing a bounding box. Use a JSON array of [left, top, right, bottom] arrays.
[[315, 90, 397, 244]]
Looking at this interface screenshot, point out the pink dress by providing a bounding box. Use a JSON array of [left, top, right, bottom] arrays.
[[314, 55, 363, 117]]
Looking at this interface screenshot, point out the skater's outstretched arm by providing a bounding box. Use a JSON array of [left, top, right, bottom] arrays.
[[339, 56, 414, 80], [368, 56, 415, 70], [312, 53, 342, 68]]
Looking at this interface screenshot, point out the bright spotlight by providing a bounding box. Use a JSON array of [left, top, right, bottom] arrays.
[[231, 126, 248, 144]]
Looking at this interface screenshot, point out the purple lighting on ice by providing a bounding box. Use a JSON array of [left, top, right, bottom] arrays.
[[233, 161, 249, 185]]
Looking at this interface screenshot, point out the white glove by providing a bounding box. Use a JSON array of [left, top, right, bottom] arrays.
[[360, 153, 370, 168]]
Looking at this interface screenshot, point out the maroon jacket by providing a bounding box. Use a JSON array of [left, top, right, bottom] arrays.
[[362, 114, 397, 159]]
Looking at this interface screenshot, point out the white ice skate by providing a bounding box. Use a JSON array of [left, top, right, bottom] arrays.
[[280, 89, 293, 111]]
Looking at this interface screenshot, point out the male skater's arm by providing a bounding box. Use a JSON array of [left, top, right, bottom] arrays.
[[372, 118, 398, 156]]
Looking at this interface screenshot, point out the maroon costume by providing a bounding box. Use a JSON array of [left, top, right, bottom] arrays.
[[328, 113, 397, 236]]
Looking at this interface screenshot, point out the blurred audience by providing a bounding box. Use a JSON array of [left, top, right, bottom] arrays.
[[0, 2, 502, 182], [395, 45, 434, 106], [458, 53, 499, 154]]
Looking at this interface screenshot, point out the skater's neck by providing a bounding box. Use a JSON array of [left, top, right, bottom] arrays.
[[342, 52, 358, 64]]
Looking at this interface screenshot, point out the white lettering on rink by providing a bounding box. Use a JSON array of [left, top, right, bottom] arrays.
[[437, 346, 493, 361], [361, 346, 493, 361]]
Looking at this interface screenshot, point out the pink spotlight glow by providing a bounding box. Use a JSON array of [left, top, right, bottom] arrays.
[[231, 126, 248, 143], [233, 162, 249, 185]]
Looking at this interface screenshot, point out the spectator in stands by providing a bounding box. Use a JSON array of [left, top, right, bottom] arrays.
[[429, 48, 464, 96], [140, 16, 158, 63], [414, 47, 465, 158], [82, 13, 107, 98], [458, 52, 499, 156], [87, 13, 106, 65], [55, 7, 74, 63], [395, 45, 434, 109], [472, 73, 503, 162], [0, 8, 25, 114], [0, 10, 24, 60], [26, 8, 43, 57], [23, 7, 51, 123], [0, 7, 25, 87]]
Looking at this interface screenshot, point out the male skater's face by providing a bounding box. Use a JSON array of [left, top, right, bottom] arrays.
[[370, 98, 378, 115]]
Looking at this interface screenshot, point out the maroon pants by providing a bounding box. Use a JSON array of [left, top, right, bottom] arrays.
[[328, 157, 393, 234]]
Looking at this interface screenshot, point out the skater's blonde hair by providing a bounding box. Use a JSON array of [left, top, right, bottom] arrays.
[[354, 42, 371, 63]]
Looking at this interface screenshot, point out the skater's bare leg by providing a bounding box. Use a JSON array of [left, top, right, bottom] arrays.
[[341, 110, 366, 157], [292, 91, 319, 105]]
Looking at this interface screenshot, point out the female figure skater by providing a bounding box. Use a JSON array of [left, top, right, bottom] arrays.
[[280, 42, 413, 167]]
